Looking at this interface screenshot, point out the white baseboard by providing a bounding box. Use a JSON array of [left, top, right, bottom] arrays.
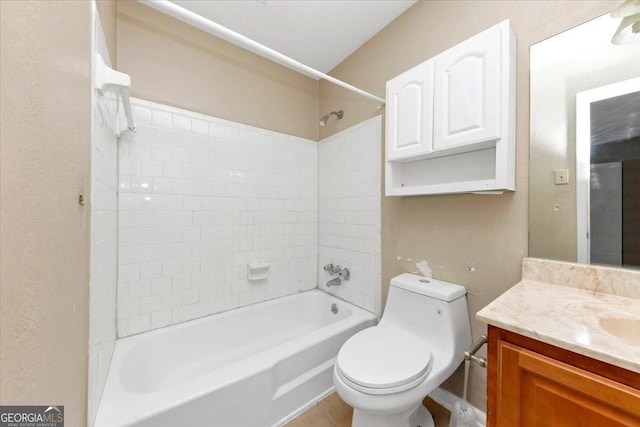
[[429, 387, 486, 427]]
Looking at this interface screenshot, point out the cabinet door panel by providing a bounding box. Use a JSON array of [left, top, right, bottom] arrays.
[[521, 373, 637, 427], [397, 83, 422, 148], [386, 60, 434, 161], [447, 53, 484, 134], [496, 339, 640, 427], [496, 341, 522, 426], [434, 25, 501, 150], [519, 348, 640, 425]]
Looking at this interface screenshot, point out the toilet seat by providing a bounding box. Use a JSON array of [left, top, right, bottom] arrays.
[[336, 326, 432, 395]]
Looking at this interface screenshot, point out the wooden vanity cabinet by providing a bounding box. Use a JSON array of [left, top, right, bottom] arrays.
[[487, 326, 640, 427]]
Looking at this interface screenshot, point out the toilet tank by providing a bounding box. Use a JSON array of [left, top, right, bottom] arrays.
[[380, 273, 472, 359]]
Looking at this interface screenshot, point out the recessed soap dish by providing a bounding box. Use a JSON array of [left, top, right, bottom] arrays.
[[248, 262, 270, 281]]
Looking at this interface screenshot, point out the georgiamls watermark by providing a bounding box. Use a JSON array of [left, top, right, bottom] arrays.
[[0, 406, 64, 427]]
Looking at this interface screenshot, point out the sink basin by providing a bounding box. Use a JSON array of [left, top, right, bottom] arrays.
[[599, 318, 640, 346]]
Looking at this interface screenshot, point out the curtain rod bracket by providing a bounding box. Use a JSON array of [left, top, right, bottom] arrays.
[[95, 54, 136, 134]]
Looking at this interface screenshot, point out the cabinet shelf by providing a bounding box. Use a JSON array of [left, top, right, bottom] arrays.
[[387, 147, 499, 196]]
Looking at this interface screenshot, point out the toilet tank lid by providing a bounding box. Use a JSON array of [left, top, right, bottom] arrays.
[[390, 273, 466, 301]]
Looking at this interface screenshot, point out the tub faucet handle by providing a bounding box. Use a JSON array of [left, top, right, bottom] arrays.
[[337, 267, 350, 281], [324, 264, 342, 275]]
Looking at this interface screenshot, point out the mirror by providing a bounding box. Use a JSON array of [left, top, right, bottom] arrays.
[[529, 13, 640, 267]]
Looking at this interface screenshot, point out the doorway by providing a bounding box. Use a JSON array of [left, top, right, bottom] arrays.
[[576, 77, 640, 266]]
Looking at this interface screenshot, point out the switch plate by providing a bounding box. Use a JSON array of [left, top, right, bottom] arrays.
[[555, 169, 569, 185]]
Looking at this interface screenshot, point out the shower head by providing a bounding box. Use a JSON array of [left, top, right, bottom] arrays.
[[319, 110, 344, 127]]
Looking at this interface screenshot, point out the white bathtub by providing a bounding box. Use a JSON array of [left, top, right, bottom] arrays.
[[94, 290, 376, 427]]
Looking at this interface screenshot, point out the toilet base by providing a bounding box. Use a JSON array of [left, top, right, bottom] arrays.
[[352, 404, 434, 427], [410, 405, 435, 427]]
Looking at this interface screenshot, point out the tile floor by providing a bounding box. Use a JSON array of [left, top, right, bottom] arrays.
[[284, 392, 451, 427]]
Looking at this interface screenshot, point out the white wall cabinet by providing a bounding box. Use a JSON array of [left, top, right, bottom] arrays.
[[386, 20, 515, 196]]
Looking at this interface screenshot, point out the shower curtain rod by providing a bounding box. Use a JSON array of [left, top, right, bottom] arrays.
[[136, 0, 386, 105]]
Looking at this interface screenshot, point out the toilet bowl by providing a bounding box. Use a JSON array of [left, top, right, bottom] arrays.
[[333, 273, 472, 427]]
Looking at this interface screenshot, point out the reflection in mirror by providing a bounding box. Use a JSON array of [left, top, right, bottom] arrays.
[[529, 13, 640, 267], [576, 78, 640, 266]]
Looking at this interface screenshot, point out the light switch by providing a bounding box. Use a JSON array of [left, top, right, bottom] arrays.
[[555, 169, 569, 185]]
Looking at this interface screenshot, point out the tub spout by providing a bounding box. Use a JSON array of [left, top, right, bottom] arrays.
[[326, 278, 341, 287]]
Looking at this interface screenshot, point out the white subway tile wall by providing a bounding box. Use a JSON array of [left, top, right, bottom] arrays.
[[88, 14, 118, 427], [116, 99, 318, 336], [318, 116, 382, 315]]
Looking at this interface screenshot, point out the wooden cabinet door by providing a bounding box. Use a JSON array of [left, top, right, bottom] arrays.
[[386, 60, 434, 161], [496, 340, 640, 427], [433, 24, 501, 151]]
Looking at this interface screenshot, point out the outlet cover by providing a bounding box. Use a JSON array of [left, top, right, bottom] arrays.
[[555, 169, 569, 185]]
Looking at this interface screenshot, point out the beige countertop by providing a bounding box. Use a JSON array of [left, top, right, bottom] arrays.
[[477, 259, 640, 374]]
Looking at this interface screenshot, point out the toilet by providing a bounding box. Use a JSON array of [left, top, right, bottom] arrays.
[[333, 273, 472, 427]]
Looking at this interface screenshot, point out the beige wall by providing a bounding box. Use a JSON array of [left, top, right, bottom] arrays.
[[0, 1, 92, 426], [319, 0, 616, 411], [116, 1, 319, 141], [96, 1, 118, 66]]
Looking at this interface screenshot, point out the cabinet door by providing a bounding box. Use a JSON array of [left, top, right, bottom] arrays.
[[433, 25, 502, 151], [496, 340, 640, 427], [386, 60, 434, 161]]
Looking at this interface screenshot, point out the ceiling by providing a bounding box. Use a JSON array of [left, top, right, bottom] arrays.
[[172, 0, 416, 75]]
